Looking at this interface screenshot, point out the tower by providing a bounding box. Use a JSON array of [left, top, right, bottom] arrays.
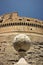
[[0, 12, 43, 65]]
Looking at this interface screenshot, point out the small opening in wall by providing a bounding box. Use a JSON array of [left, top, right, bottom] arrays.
[[12, 23, 15, 25], [26, 23, 28, 25], [27, 19, 30, 21], [30, 28, 32, 30], [19, 19, 22, 21], [0, 19, 3, 23]]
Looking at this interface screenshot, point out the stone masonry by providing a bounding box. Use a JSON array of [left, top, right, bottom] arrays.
[[0, 12, 43, 65]]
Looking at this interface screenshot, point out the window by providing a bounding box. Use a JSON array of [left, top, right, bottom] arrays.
[[26, 23, 28, 25], [27, 19, 30, 21], [0, 19, 3, 23], [19, 19, 22, 21], [30, 28, 32, 30], [28, 23, 29, 26]]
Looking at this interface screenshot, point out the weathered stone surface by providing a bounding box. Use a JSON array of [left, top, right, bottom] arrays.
[[0, 12, 43, 65]]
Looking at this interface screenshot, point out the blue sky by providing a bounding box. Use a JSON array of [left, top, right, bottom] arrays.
[[0, 0, 43, 20]]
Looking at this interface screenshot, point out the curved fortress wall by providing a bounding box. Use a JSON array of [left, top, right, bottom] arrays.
[[0, 12, 43, 65]]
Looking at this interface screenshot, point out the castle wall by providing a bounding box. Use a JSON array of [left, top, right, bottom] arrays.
[[0, 12, 43, 65]]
